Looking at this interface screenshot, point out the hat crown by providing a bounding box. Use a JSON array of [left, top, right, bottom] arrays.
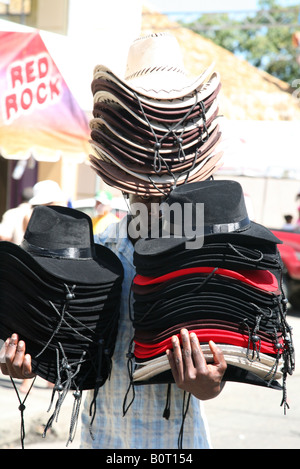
[[24, 205, 93, 251], [167, 180, 249, 228], [125, 33, 186, 81], [29, 179, 66, 206]]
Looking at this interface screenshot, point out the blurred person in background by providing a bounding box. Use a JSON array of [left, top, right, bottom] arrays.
[[22, 180, 67, 233], [92, 190, 119, 234], [282, 214, 295, 231], [0, 186, 33, 244]]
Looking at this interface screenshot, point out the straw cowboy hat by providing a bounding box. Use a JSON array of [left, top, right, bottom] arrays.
[[93, 32, 216, 101], [89, 32, 223, 195]]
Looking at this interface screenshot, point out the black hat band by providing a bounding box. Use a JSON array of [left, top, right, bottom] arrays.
[[21, 239, 95, 260], [162, 215, 250, 237], [205, 216, 250, 234]]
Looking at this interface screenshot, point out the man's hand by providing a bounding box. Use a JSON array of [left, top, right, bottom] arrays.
[[0, 334, 35, 379], [166, 329, 227, 400]]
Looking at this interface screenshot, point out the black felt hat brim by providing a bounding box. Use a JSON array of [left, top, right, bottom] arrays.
[[0, 241, 123, 285], [134, 221, 282, 257], [0, 251, 119, 295], [133, 240, 282, 278], [0, 275, 122, 390]]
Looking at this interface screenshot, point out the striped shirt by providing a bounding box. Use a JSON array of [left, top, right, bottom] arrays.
[[80, 216, 211, 449]]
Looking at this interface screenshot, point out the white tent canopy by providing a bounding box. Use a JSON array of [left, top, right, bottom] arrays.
[[218, 118, 300, 179], [0, 1, 142, 112]]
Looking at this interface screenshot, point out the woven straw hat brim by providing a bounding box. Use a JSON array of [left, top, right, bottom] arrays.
[[92, 91, 219, 133], [93, 62, 216, 101], [92, 70, 221, 109], [89, 151, 223, 187], [89, 114, 220, 154]]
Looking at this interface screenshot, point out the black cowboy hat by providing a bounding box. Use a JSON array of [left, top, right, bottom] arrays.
[[0, 205, 124, 444], [134, 180, 282, 256], [0, 204, 122, 284], [0, 204, 125, 393], [126, 179, 295, 399]]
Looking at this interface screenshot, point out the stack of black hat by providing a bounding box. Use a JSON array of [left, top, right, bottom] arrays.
[[128, 180, 294, 408], [0, 205, 123, 443]]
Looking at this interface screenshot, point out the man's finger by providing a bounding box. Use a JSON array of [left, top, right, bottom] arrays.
[[0, 338, 10, 375], [5, 334, 18, 363], [22, 354, 34, 378], [208, 340, 227, 371], [180, 329, 193, 367], [170, 335, 184, 382], [189, 332, 207, 370]]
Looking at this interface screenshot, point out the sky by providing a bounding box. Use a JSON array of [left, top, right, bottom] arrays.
[[150, 0, 298, 13]]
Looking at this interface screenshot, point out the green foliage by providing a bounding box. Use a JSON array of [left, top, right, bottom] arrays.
[[180, 0, 300, 85]]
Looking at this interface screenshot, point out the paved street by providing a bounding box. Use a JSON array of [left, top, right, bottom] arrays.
[[0, 309, 299, 450], [204, 308, 300, 449]]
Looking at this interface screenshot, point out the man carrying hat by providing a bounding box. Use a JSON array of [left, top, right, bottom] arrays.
[[0, 33, 228, 449]]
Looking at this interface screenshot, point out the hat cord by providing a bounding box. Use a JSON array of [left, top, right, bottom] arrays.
[[133, 90, 208, 193], [122, 337, 136, 417], [227, 243, 264, 262], [35, 284, 76, 360], [279, 300, 294, 414], [88, 338, 106, 440], [263, 325, 282, 386], [36, 276, 109, 445], [177, 391, 191, 450], [10, 375, 36, 449], [277, 290, 295, 377], [241, 314, 280, 387], [162, 383, 172, 419], [67, 388, 82, 445], [43, 343, 86, 444], [122, 280, 136, 416], [279, 271, 295, 374], [34, 283, 120, 444], [245, 307, 262, 363], [243, 288, 294, 414], [178, 267, 219, 297]]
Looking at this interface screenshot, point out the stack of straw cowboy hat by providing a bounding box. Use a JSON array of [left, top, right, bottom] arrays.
[[89, 32, 223, 196]]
